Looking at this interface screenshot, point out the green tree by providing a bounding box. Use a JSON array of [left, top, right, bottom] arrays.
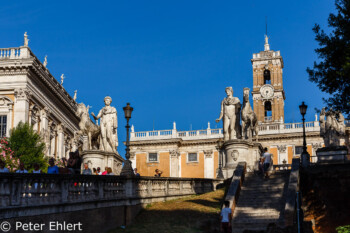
[[307, 0, 350, 117], [8, 121, 47, 172]]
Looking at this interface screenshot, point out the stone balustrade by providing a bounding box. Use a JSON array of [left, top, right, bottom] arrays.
[[0, 173, 221, 219], [0, 47, 31, 59], [131, 121, 319, 141]]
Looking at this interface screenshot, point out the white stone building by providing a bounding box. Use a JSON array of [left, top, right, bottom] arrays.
[[0, 35, 80, 159]]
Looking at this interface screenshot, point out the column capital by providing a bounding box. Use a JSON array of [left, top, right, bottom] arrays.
[[14, 88, 31, 101]]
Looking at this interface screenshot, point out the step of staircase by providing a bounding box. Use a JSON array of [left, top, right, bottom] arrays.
[[230, 171, 290, 232]]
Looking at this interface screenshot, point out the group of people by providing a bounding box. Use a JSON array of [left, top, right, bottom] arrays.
[[0, 158, 56, 174], [88, 166, 115, 175]]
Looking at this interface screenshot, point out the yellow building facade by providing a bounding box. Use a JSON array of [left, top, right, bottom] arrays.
[[129, 37, 333, 178]]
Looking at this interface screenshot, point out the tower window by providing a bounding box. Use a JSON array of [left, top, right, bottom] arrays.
[[264, 70, 271, 84], [264, 101, 272, 121]]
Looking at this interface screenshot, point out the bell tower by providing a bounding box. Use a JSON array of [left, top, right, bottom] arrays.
[[251, 36, 285, 123]]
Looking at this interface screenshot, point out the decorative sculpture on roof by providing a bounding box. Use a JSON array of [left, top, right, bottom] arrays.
[[241, 88, 258, 141], [91, 96, 118, 153], [216, 87, 241, 141], [73, 90, 77, 101], [43, 55, 48, 67], [60, 74, 65, 85], [24, 32, 29, 47], [319, 107, 345, 147]]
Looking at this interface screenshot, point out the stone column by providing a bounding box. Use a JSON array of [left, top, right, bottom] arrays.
[[13, 88, 31, 126], [204, 150, 213, 178], [277, 145, 287, 164], [129, 152, 136, 169], [49, 122, 57, 158], [170, 150, 180, 177], [56, 124, 65, 159]]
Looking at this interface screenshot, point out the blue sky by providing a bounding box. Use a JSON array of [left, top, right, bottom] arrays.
[[0, 0, 335, 156]]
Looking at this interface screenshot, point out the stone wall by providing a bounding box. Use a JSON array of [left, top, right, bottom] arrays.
[[0, 173, 222, 232]]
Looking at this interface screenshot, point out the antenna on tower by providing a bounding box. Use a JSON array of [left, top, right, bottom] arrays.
[[265, 16, 268, 36]]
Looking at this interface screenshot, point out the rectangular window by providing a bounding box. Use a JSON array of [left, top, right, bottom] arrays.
[[295, 146, 303, 155], [188, 153, 198, 162], [0, 115, 7, 138], [148, 153, 158, 162]]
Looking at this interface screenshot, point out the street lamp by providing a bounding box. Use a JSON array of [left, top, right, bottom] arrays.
[[299, 101, 310, 167], [216, 138, 224, 179], [120, 103, 135, 176]]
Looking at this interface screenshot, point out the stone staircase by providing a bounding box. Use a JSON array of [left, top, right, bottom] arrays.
[[231, 171, 290, 233]]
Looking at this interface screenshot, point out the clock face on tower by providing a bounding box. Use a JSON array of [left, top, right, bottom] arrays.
[[260, 85, 274, 98]]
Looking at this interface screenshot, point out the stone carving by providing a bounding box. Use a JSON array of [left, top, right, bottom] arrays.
[[312, 143, 322, 150], [231, 150, 239, 161], [277, 145, 287, 153], [60, 74, 65, 85], [216, 87, 241, 141], [73, 90, 77, 101], [76, 103, 100, 150], [91, 96, 118, 153], [204, 150, 213, 158], [319, 108, 346, 147], [24, 32, 29, 47], [241, 88, 258, 141], [130, 152, 135, 159], [14, 88, 31, 101], [170, 150, 180, 157], [43, 55, 48, 67]]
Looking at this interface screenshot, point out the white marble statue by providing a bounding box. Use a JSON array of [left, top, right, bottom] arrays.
[[73, 90, 77, 101], [43, 55, 48, 67], [76, 103, 100, 150], [91, 96, 118, 153], [60, 74, 65, 85], [24, 32, 29, 47], [320, 108, 346, 147], [241, 88, 258, 142], [216, 87, 241, 141]]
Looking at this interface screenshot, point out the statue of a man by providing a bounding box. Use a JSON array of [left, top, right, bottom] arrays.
[[91, 96, 118, 153], [216, 87, 241, 141]]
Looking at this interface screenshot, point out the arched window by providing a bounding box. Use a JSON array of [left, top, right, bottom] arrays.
[[264, 69, 271, 84], [264, 101, 272, 121]]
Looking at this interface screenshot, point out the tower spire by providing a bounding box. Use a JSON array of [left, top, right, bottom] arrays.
[[264, 17, 270, 51]]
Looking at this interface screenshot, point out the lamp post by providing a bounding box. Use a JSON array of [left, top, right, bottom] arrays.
[[299, 101, 310, 167], [216, 139, 224, 179], [120, 103, 135, 176]]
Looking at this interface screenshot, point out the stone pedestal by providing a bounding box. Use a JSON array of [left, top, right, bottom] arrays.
[[81, 150, 124, 175], [222, 139, 262, 179], [316, 146, 349, 163]]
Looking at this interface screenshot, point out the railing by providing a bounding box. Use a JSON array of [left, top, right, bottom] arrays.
[[131, 121, 320, 141], [0, 48, 21, 59], [0, 173, 221, 219]]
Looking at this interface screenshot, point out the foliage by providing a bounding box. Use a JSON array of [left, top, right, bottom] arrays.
[[8, 122, 47, 172], [337, 225, 350, 233], [0, 138, 20, 172], [306, 0, 350, 117]]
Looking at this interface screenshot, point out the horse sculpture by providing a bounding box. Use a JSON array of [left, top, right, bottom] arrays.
[[241, 88, 258, 141], [76, 103, 101, 150]]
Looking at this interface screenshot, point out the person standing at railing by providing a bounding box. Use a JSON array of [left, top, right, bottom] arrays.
[[154, 169, 163, 177], [47, 158, 59, 174], [16, 162, 28, 173], [0, 160, 9, 173], [82, 163, 92, 175]]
